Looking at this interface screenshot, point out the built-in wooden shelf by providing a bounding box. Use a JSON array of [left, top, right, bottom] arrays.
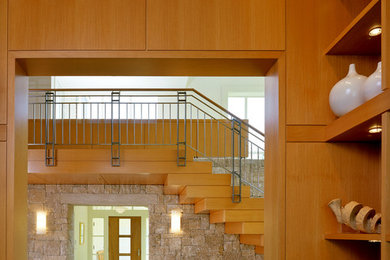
[[325, 233, 381, 241], [325, 90, 390, 141], [324, 0, 381, 55], [386, 234, 390, 242]]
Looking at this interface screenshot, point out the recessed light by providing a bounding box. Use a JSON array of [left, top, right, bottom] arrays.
[[369, 27, 382, 37], [368, 125, 382, 134]]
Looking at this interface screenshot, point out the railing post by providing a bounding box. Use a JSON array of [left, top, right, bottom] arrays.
[[45, 92, 56, 166], [232, 118, 242, 203], [177, 91, 187, 166], [111, 91, 121, 166]]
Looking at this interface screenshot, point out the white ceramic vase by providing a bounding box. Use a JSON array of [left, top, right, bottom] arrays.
[[329, 64, 366, 117], [362, 61, 382, 101]]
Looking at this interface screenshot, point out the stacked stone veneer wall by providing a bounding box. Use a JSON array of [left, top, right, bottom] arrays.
[[28, 184, 263, 260]]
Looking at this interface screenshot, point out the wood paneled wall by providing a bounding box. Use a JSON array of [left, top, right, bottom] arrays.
[[0, 0, 6, 124], [8, 0, 146, 50], [147, 0, 285, 50]]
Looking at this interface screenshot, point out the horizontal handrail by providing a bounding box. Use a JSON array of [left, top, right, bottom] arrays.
[[29, 88, 265, 138]]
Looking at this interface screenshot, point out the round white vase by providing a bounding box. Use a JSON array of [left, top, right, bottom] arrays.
[[329, 64, 366, 117], [362, 61, 382, 101]]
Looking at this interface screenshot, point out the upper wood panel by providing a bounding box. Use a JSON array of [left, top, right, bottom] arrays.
[[8, 0, 146, 50], [147, 0, 285, 50], [0, 0, 6, 124]]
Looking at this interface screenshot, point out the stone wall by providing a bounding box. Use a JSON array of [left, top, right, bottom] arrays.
[[28, 184, 263, 260]]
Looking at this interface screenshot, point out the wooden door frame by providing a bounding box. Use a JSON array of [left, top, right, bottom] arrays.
[[6, 50, 286, 259]]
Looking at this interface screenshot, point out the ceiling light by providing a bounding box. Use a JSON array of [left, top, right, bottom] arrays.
[[368, 126, 382, 134], [369, 27, 382, 37]]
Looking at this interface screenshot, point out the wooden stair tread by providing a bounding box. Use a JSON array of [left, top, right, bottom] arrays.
[[255, 246, 264, 255], [195, 197, 264, 213], [210, 209, 264, 223], [179, 186, 251, 204], [225, 222, 264, 235], [240, 234, 264, 246]]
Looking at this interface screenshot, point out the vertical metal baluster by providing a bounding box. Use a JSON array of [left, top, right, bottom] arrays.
[[40, 104, 43, 144], [126, 103, 129, 144], [76, 103, 78, 145], [104, 104, 107, 144], [148, 103, 150, 144], [83, 103, 85, 144], [190, 105, 192, 148], [33, 104, 35, 144], [210, 116, 212, 157], [141, 104, 143, 145], [176, 103, 178, 148], [217, 121, 219, 158], [90, 103, 92, 145], [155, 103, 157, 144], [62, 104, 64, 145], [133, 104, 135, 144], [258, 146, 260, 192], [224, 127, 226, 159], [68, 104, 71, 144], [169, 104, 172, 144], [162, 104, 165, 144], [203, 113, 206, 156], [197, 109, 199, 153], [97, 104, 100, 145]]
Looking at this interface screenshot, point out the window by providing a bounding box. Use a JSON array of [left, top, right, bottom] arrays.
[[228, 96, 264, 133]]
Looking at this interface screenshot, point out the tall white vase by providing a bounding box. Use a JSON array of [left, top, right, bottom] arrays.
[[363, 61, 382, 101], [329, 64, 366, 117]]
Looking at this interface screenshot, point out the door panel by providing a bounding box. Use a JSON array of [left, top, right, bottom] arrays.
[[109, 217, 141, 260], [9, 0, 146, 50], [0, 143, 6, 260], [147, 0, 285, 50]]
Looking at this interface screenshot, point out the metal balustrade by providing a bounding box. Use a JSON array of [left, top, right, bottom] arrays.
[[28, 88, 265, 201]]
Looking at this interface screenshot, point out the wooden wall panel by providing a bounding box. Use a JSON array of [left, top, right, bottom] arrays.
[[286, 143, 381, 260], [382, 112, 390, 259], [0, 142, 6, 260], [0, 0, 6, 124], [384, 0, 390, 90], [147, 0, 285, 50], [264, 56, 285, 260], [8, 0, 146, 50], [7, 60, 28, 260], [286, 0, 378, 125]]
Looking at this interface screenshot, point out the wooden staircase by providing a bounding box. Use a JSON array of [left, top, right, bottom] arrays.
[[28, 147, 265, 254]]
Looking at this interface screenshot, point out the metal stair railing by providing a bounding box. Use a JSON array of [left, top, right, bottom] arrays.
[[28, 88, 265, 202]]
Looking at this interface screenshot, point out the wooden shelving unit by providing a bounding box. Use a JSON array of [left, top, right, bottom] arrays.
[[325, 90, 390, 141], [325, 233, 381, 242], [386, 234, 390, 242], [324, 0, 381, 55]]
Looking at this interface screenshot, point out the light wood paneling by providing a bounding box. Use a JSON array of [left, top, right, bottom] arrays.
[[286, 125, 326, 142], [147, 0, 284, 50], [0, 125, 6, 141], [0, 142, 6, 260], [0, 0, 6, 124], [264, 55, 285, 259], [8, 0, 146, 50], [286, 143, 380, 259], [382, 112, 390, 258], [7, 61, 28, 260], [384, 0, 390, 90]]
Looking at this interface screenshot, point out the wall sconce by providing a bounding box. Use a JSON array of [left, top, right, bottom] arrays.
[[36, 211, 47, 235], [170, 209, 182, 234]]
